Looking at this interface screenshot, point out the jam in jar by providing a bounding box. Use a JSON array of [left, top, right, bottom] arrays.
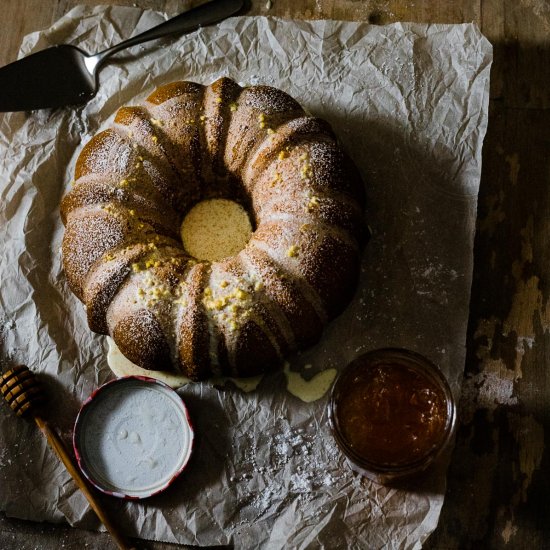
[[329, 348, 456, 484]]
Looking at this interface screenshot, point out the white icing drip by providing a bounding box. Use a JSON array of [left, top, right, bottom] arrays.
[[238, 250, 297, 350], [283, 362, 337, 403], [248, 240, 328, 323], [107, 337, 263, 392], [107, 337, 191, 388]]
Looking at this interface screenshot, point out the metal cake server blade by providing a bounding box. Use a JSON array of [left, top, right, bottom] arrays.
[[0, 0, 243, 112]]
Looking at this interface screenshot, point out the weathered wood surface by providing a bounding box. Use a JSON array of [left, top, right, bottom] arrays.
[[1, 1, 549, 548]]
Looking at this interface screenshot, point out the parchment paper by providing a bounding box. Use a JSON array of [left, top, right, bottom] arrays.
[[0, 6, 492, 549]]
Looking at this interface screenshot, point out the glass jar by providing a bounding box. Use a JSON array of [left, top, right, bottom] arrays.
[[329, 348, 456, 485]]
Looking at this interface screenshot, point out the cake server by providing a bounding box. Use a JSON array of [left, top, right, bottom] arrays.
[[0, 0, 243, 112]]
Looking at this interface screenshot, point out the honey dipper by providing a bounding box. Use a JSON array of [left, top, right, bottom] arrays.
[[0, 365, 135, 550]]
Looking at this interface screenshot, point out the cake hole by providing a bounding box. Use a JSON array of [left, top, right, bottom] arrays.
[[181, 199, 252, 262]]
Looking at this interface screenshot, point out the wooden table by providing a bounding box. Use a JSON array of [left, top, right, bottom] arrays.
[[1, 1, 549, 548]]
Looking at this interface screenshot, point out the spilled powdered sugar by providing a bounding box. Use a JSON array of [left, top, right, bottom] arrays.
[[228, 422, 345, 523]]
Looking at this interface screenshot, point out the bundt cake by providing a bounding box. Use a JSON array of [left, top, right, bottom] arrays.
[[61, 77, 365, 380]]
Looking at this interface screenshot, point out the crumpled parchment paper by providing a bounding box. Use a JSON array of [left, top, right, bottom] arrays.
[[0, 6, 492, 549]]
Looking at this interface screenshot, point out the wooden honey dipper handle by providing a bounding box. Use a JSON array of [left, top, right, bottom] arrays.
[[0, 366, 136, 550]]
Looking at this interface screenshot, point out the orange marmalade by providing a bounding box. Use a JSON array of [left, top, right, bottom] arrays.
[[329, 349, 455, 483]]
